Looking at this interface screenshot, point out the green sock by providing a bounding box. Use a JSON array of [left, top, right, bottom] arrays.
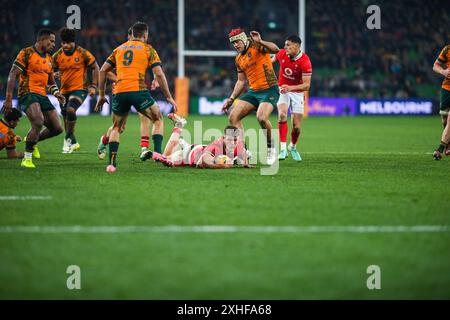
[[152, 134, 163, 153], [109, 142, 119, 166]]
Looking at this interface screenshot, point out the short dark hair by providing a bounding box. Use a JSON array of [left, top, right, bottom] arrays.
[[60, 27, 76, 43], [132, 21, 148, 38], [4, 108, 22, 122], [286, 35, 302, 45], [127, 27, 132, 36], [37, 28, 55, 41], [223, 125, 240, 137]]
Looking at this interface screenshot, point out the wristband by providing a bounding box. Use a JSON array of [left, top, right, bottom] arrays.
[[48, 84, 60, 95]]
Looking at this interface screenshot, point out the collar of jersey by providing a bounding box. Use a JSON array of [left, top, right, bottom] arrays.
[[129, 39, 146, 44], [63, 46, 77, 56], [291, 51, 303, 61], [240, 41, 251, 56], [33, 45, 47, 58]]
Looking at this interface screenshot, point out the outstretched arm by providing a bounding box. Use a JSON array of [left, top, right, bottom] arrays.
[[250, 31, 279, 54]]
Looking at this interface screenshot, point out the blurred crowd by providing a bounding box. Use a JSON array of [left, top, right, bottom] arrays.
[[0, 0, 448, 100], [307, 0, 449, 99]]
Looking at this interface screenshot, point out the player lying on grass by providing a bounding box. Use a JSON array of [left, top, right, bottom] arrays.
[[141, 114, 253, 169], [0, 108, 26, 159]]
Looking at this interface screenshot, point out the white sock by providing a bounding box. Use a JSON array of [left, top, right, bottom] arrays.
[[280, 142, 286, 150], [289, 142, 296, 149], [24, 152, 32, 159]]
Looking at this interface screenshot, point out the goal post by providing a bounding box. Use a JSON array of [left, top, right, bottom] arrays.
[[175, 0, 306, 116]]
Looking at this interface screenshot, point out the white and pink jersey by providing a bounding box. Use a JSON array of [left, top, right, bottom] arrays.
[[202, 137, 245, 161], [275, 49, 312, 92]]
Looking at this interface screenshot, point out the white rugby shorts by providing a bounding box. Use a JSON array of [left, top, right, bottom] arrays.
[[277, 91, 305, 114]]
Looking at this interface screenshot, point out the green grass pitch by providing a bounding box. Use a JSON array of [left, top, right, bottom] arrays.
[[0, 114, 449, 299]]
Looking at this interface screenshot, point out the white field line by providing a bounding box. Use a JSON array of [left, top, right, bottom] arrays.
[[0, 196, 52, 201], [305, 152, 435, 155], [0, 225, 448, 234], [273, 152, 433, 155], [71, 151, 433, 155]]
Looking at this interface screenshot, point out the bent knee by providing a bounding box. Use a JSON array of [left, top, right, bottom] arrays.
[[278, 110, 288, 120]]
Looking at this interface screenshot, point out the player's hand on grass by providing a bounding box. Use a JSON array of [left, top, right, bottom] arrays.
[[222, 97, 234, 114], [88, 85, 96, 97], [167, 97, 178, 113], [150, 79, 159, 91], [55, 92, 66, 106], [53, 71, 61, 80], [250, 31, 262, 44], [242, 164, 255, 168], [95, 95, 109, 112], [1, 99, 12, 115]]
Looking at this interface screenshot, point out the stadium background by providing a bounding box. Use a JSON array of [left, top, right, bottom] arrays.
[[0, 0, 448, 115]]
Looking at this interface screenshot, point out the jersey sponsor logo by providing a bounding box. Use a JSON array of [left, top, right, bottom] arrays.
[[283, 67, 296, 80], [120, 45, 143, 50], [284, 68, 293, 76]]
